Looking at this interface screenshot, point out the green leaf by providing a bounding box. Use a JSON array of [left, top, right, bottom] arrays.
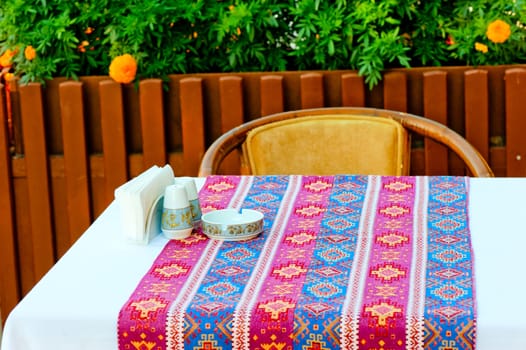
[[328, 40, 335, 56]]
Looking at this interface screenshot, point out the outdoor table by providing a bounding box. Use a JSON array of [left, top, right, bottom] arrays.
[[2, 175, 526, 350]]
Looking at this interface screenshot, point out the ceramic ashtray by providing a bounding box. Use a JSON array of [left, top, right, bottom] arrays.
[[201, 209, 264, 241]]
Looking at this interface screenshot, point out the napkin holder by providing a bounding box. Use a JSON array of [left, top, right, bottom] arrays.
[[114, 164, 174, 244], [145, 194, 164, 241]]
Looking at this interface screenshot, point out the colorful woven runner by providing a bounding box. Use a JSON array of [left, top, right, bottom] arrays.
[[118, 175, 476, 350]]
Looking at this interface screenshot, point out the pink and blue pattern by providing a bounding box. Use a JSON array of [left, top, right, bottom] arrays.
[[118, 175, 476, 350]]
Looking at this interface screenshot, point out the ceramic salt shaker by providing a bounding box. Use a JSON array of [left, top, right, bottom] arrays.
[[175, 177, 202, 226], [161, 184, 193, 239]]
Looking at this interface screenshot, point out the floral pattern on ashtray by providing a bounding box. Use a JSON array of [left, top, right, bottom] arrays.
[[202, 223, 222, 236]]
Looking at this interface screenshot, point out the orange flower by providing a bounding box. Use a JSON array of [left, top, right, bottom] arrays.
[[109, 54, 137, 84], [486, 19, 511, 44], [85, 27, 94, 35], [24, 45, 36, 60], [78, 41, 90, 53], [0, 49, 15, 68], [475, 42, 488, 53]]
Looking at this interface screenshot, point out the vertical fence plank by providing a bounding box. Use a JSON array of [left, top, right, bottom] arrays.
[[8, 80, 23, 155], [383, 72, 408, 112], [180, 78, 206, 176], [300, 73, 324, 109], [383, 72, 416, 171], [219, 76, 244, 132], [99, 81, 128, 203], [13, 170, 34, 295], [0, 84, 20, 323], [505, 68, 526, 176], [219, 76, 244, 173], [464, 70, 489, 162], [59, 81, 92, 245], [260, 75, 284, 116], [423, 71, 449, 175], [139, 79, 167, 169], [18, 83, 55, 280], [341, 73, 365, 107]]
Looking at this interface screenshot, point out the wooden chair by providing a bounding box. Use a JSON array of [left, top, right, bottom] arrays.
[[198, 107, 494, 177]]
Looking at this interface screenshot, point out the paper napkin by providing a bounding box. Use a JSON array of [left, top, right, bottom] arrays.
[[114, 164, 175, 244]]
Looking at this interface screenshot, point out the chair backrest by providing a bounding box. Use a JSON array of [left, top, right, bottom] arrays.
[[243, 114, 409, 175], [198, 107, 494, 177]]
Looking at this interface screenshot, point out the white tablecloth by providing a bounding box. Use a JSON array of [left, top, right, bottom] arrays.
[[2, 177, 526, 350]]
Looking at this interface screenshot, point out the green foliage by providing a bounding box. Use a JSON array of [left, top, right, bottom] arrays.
[[1, 0, 525, 87], [447, 1, 526, 66]]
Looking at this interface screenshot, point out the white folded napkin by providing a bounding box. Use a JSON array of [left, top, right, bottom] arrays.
[[114, 164, 175, 244]]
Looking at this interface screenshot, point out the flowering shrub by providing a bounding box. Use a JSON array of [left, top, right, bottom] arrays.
[[0, 0, 525, 87], [446, 1, 526, 67]]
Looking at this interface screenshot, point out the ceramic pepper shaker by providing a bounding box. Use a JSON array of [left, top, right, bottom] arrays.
[[175, 177, 202, 226]]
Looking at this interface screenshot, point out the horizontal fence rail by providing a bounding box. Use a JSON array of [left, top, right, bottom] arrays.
[[1, 65, 525, 322]]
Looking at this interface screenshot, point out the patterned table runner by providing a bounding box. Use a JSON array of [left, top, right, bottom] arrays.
[[118, 175, 476, 350]]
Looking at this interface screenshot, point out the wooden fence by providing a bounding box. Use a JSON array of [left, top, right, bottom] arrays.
[[1, 65, 526, 323]]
